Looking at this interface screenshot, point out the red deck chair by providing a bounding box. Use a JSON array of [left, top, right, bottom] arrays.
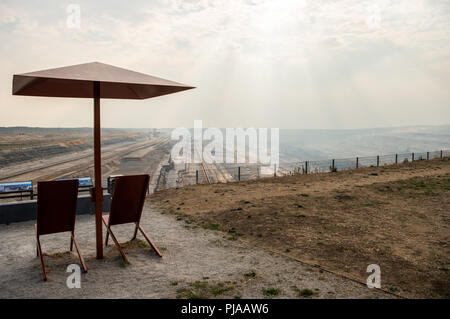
[[35, 179, 87, 281], [103, 174, 162, 263]]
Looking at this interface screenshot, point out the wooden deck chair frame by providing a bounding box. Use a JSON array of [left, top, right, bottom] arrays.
[[102, 174, 162, 263], [35, 180, 87, 281]]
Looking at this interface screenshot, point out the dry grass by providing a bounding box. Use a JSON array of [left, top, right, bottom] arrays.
[[150, 158, 450, 298]]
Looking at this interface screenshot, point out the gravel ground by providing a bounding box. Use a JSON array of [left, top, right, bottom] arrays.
[[0, 202, 392, 299]]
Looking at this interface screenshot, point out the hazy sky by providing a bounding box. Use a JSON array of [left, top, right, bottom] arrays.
[[0, 0, 449, 129]]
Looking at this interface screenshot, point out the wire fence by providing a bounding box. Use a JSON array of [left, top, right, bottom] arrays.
[[213, 149, 450, 182]]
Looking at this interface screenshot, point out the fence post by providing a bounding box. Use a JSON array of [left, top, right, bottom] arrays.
[[356, 157, 359, 169], [427, 152, 429, 160], [395, 154, 398, 164], [377, 155, 379, 167], [441, 150, 443, 159], [412, 152, 414, 161], [238, 166, 241, 181], [305, 161, 308, 174], [196, 170, 198, 184], [274, 164, 277, 177], [257, 165, 260, 179], [332, 159, 335, 171]]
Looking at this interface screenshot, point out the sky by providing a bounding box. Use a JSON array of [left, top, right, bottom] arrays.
[[0, 0, 449, 129]]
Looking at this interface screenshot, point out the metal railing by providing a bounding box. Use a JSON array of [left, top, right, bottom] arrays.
[[0, 177, 93, 201], [193, 149, 450, 183]]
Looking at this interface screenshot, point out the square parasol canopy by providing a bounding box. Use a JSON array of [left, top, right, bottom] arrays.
[[12, 61, 195, 259]]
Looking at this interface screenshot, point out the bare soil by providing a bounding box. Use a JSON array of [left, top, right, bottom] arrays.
[[150, 158, 450, 298]]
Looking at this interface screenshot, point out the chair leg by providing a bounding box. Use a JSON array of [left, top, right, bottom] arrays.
[[105, 230, 109, 247], [138, 225, 162, 257], [132, 223, 138, 240], [71, 233, 87, 273], [70, 232, 74, 252], [102, 218, 129, 263], [35, 225, 47, 281], [35, 224, 39, 257], [37, 236, 47, 281]]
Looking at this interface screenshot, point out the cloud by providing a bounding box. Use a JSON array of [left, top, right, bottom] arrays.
[[0, 0, 449, 128]]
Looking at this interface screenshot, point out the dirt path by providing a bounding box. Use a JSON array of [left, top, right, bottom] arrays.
[[0, 204, 391, 299]]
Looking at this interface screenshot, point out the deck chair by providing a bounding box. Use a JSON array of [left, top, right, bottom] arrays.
[[103, 174, 162, 263], [35, 179, 87, 281]]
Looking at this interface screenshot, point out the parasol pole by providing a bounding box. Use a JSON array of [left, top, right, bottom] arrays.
[[93, 81, 103, 259]]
